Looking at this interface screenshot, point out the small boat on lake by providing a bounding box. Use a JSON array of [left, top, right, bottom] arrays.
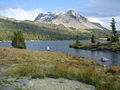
[[101, 57, 109, 62]]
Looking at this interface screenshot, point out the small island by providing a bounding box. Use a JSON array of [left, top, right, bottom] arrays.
[[70, 18, 120, 52], [70, 42, 120, 51]]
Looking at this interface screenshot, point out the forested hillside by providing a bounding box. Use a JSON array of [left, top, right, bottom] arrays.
[[0, 18, 112, 41]]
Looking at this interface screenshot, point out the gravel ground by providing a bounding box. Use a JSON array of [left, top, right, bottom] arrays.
[[0, 78, 96, 90], [30, 78, 96, 90]]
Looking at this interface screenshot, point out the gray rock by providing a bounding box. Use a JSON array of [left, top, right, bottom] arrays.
[[30, 78, 96, 90], [0, 84, 15, 90]]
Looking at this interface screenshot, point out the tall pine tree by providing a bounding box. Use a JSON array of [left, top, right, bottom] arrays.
[[91, 34, 96, 43], [76, 35, 80, 44], [11, 31, 26, 49], [110, 18, 119, 42]]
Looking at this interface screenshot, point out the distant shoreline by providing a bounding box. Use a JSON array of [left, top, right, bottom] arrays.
[[69, 42, 120, 52], [0, 39, 106, 43]]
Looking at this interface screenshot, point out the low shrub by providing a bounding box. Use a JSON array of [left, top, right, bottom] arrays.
[[112, 45, 120, 51], [0, 80, 3, 84], [16, 64, 42, 77], [15, 86, 24, 90], [97, 41, 101, 45], [46, 73, 60, 78], [98, 46, 109, 50], [45, 64, 74, 79], [31, 73, 45, 79], [76, 67, 102, 86], [81, 45, 91, 48], [0, 61, 6, 65], [69, 43, 82, 48], [106, 66, 120, 74]]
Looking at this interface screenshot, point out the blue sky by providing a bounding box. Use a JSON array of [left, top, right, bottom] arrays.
[[0, 0, 92, 11], [0, 0, 120, 29]]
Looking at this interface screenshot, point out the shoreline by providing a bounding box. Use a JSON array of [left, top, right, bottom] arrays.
[[69, 42, 120, 52], [0, 39, 105, 43]]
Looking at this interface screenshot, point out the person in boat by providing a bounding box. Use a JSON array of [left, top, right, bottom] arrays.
[[47, 45, 50, 51]]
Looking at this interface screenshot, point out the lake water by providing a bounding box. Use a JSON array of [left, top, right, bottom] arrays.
[[0, 40, 120, 66]]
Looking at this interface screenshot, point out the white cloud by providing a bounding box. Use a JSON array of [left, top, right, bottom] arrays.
[[87, 16, 120, 30], [88, 17, 104, 25], [88, 17, 109, 29], [0, 8, 45, 20], [0, 8, 120, 30]]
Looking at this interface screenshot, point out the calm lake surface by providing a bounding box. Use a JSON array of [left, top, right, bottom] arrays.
[[0, 40, 120, 66]]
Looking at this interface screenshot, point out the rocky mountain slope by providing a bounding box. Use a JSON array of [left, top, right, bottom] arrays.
[[35, 10, 105, 30]]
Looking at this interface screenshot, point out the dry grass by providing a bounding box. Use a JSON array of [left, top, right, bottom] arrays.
[[98, 38, 107, 40], [0, 47, 120, 90], [0, 47, 100, 66]]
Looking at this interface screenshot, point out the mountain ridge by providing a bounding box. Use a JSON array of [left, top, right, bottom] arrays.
[[0, 17, 111, 41], [0, 12, 111, 41], [34, 10, 105, 30]]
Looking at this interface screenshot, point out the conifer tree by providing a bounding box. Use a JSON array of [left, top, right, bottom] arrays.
[[91, 34, 96, 43], [107, 37, 111, 41], [76, 35, 80, 44], [110, 18, 119, 42], [11, 31, 26, 49]]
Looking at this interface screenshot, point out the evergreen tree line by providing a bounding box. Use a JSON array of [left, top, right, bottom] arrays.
[[0, 18, 112, 41], [76, 18, 119, 43]]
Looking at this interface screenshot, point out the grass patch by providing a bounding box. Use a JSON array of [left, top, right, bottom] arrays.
[[0, 47, 120, 90], [16, 64, 42, 76], [0, 80, 3, 84], [98, 46, 109, 50], [69, 43, 83, 49], [112, 45, 120, 51], [31, 73, 45, 79]]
